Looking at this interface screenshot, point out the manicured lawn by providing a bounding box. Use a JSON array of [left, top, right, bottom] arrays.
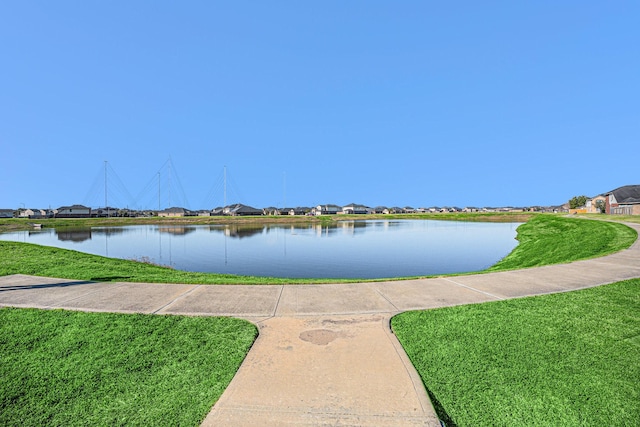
[[488, 215, 637, 271], [392, 279, 640, 426], [0, 308, 257, 426]]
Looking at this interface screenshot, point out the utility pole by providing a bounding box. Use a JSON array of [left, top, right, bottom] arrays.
[[283, 171, 287, 208], [223, 166, 227, 207], [104, 160, 109, 218]]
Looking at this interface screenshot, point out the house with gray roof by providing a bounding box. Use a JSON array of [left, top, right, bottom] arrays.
[[17, 208, 46, 219], [55, 205, 91, 218], [223, 204, 263, 216], [341, 203, 370, 214], [605, 185, 640, 215], [286, 207, 311, 216], [158, 207, 192, 217], [313, 204, 342, 215]]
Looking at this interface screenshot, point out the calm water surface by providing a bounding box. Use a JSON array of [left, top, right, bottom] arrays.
[[1, 220, 521, 279]]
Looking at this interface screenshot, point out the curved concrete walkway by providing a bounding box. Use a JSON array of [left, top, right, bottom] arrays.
[[1, 222, 639, 426]]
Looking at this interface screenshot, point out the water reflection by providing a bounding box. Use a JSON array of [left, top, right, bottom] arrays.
[[56, 228, 92, 242], [92, 227, 129, 237], [0, 220, 521, 279], [158, 226, 196, 236]]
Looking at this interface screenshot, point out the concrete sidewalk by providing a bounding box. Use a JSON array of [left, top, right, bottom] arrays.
[[1, 222, 639, 426]]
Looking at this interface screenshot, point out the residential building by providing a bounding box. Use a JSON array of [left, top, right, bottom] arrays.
[[341, 203, 370, 214], [55, 205, 91, 218], [223, 204, 263, 216], [313, 204, 342, 215], [604, 185, 640, 215], [158, 207, 191, 217], [287, 207, 311, 216], [17, 208, 46, 219], [92, 207, 119, 218]]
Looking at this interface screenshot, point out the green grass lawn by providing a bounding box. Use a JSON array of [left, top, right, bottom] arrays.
[[0, 308, 257, 426], [392, 279, 640, 426], [488, 215, 637, 271]]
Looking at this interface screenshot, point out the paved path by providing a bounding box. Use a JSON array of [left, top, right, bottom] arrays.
[[1, 222, 639, 426]]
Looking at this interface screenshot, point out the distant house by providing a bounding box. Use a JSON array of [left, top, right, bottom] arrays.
[[158, 207, 191, 217], [211, 207, 225, 216], [341, 203, 370, 214], [17, 208, 46, 219], [586, 195, 606, 214], [371, 206, 388, 214], [263, 207, 280, 216], [92, 207, 119, 218], [544, 204, 569, 214], [604, 185, 640, 215], [223, 204, 263, 216], [0, 209, 14, 218], [313, 204, 342, 215], [56, 205, 91, 218], [287, 207, 311, 216]]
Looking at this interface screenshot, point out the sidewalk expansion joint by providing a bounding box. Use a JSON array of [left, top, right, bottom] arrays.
[[442, 278, 504, 300], [375, 288, 400, 312], [152, 285, 201, 314], [271, 285, 285, 317]]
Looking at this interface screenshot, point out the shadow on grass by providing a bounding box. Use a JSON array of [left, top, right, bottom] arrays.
[[425, 386, 457, 427], [89, 276, 133, 281]]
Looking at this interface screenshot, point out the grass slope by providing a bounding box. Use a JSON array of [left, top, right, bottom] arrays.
[[0, 308, 257, 426], [0, 240, 356, 284], [392, 278, 640, 426], [489, 215, 637, 271]]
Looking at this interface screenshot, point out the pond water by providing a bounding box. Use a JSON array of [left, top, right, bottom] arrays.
[[1, 220, 521, 279]]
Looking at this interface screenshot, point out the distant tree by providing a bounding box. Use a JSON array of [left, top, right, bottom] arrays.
[[595, 199, 606, 214], [569, 195, 588, 209]]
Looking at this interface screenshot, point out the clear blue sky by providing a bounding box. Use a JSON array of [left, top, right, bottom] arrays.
[[1, 1, 638, 210]]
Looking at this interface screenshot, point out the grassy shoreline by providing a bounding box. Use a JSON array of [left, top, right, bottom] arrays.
[[1, 214, 636, 284]]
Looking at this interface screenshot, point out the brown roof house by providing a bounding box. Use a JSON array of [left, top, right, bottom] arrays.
[[604, 185, 640, 215]]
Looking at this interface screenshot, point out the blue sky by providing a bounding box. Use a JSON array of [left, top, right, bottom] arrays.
[[1, 1, 638, 210]]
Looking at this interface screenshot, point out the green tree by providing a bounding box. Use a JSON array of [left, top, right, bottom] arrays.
[[595, 199, 606, 213], [569, 195, 588, 209]]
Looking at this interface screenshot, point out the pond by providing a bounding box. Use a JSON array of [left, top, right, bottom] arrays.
[[1, 220, 521, 279]]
